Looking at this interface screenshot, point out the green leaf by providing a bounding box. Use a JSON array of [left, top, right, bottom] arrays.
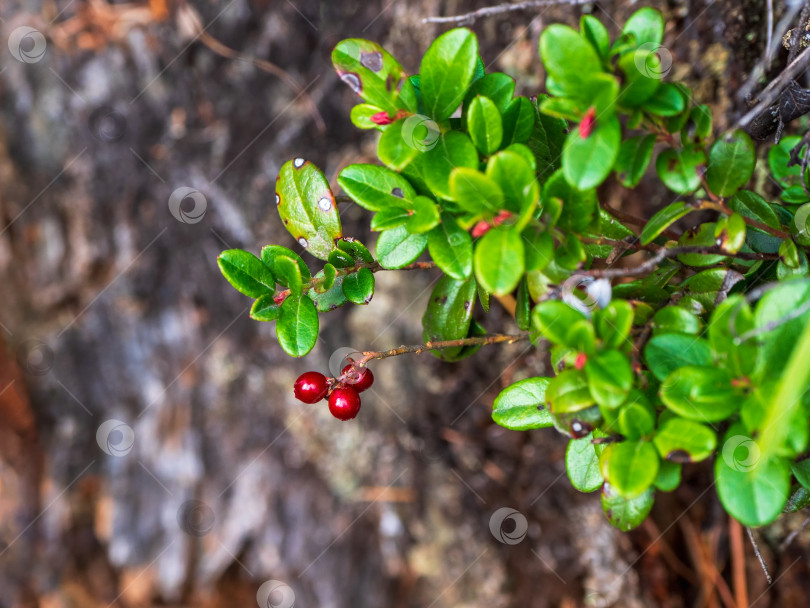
[[273, 255, 303, 293], [653, 417, 716, 462], [563, 114, 621, 190], [708, 295, 757, 377], [792, 460, 810, 490], [677, 223, 726, 267], [566, 434, 603, 492], [317, 263, 337, 292], [427, 213, 473, 279], [543, 170, 597, 233], [622, 7, 664, 46], [277, 159, 342, 260], [594, 300, 634, 349], [308, 273, 348, 312], [338, 163, 415, 212], [715, 423, 790, 527], [527, 96, 567, 184], [602, 484, 654, 531], [464, 72, 515, 112], [618, 401, 655, 439], [467, 96, 503, 155], [377, 118, 419, 171], [581, 15, 610, 57], [615, 134, 656, 188], [376, 225, 428, 269], [328, 248, 355, 268], [640, 201, 693, 245], [600, 441, 660, 498], [652, 305, 700, 336], [336, 238, 374, 263], [533, 300, 588, 347], [539, 25, 603, 100], [449, 168, 504, 214], [422, 275, 477, 361], [492, 377, 554, 430], [501, 97, 536, 145], [487, 150, 539, 214], [515, 277, 531, 331], [217, 249, 275, 298], [654, 460, 682, 492], [474, 228, 524, 295], [727, 190, 782, 253], [371, 206, 410, 231], [644, 83, 686, 116], [250, 295, 282, 322], [350, 103, 385, 130], [660, 366, 738, 422], [714, 213, 747, 254], [261, 245, 311, 282], [405, 196, 441, 234], [547, 369, 595, 413], [332, 39, 417, 114], [421, 28, 479, 121], [644, 334, 713, 381], [680, 268, 744, 313], [585, 350, 633, 410], [523, 228, 554, 272], [422, 131, 480, 200], [342, 267, 375, 304], [655, 147, 706, 194], [618, 50, 660, 106], [276, 294, 319, 357], [753, 281, 810, 380], [706, 130, 755, 197]]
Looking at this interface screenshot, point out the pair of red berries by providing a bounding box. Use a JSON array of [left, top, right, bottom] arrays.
[[293, 363, 374, 420]]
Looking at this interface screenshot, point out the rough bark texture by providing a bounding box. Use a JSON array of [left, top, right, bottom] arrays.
[[1, 1, 809, 607]]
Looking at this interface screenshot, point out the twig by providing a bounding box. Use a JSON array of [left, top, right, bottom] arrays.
[[580, 246, 778, 279], [696, 199, 792, 240], [422, 0, 592, 25], [736, 44, 810, 132], [746, 527, 774, 584], [779, 515, 810, 551], [730, 517, 749, 608]]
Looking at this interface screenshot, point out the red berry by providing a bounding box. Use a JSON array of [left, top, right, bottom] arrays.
[[342, 364, 374, 392], [294, 372, 329, 404], [328, 387, 362, 421]]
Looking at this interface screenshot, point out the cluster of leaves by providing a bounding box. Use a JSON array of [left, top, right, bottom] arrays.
[[218, 7, 810, 531]]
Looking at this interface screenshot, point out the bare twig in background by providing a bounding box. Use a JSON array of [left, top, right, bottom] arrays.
[[746, 527, 774, 584], [780, 516, 810, 551], [767, 0, 774, 63], [423, 0, 592, 25]]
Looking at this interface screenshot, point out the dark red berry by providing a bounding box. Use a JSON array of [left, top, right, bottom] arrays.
[[328, 386, 362, 420], [294, 372, 329, 404], [342, 364, 374, 393]]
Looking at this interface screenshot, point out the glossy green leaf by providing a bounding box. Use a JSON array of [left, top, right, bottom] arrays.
[[622, 7, 664, 46], [708, 295, 757, 377], [581, 15, 610, 57], [261, 245, 311, 282], [618, 401, 655, 439], [753, 280, 810, 380], [655, 147, 706, 194], [644, 334, 713, 381], [654, 460, 682, 492], [585, 350, 633, 410], [539, 25, 603, 100], [501, 97, 536, 145], [378, 118, 419, 171], [276, 294, 319, 357], [600, 441, 660, 498], [714, 213, 747, 254], [376, 225, 428, 269], [422, 275, 476, 361], [328, 248, 354, 268], [422, 131, 480, 200], [468, 96, 503, 155], [449, 168, 504, 214], [276, 159, 342, 260], [464, 72, 515, 112], [336, 238, 374, 263], [640, 201, 693, 245], [653, 417, 716, 462], [727, 190, 782, 253], [342, 267, 375, 304], [487, 150, 539, 214], [563, 114, 621, 190], [332, 38, 417, 114], [618, 50, 660, 106], [615, 134, 656, 188], [273, 255, 303, 293], [660, 366, 738, 422], [644, 83, 686, 116], [706, 130, 755, 197], [547, 369, 595, 413], [566, 434, 603, 492], [250, 294, 282, 322], [677, 223, 726, 267], [217, 249, 275, 298], [317, 263, 337, 292], [543, 170, 597, 233], [406, 196, 441, 234], [523, 228, 554, 272], [427, 213, 473, 280], [527, 96, 567, 184], [533, 300, 588, 347], [474, 228, 524, 295], [594, 300, 634, 349], [421, 28, 479, 121], [602, 484, 654, 531], [350, 103, 384, 130], [338, 163, 415, 212], [652, 305, 700, 336], [308, 274, 348, 312], [515, 277, 531, 331], [371, 206, 410, 231], [492, 377, 554, 430]]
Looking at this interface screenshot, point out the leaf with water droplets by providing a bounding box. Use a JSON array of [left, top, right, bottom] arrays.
[[276, 159, 342, 261]]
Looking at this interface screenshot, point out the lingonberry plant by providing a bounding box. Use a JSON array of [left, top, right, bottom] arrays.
[[218, 7, 810, 531]]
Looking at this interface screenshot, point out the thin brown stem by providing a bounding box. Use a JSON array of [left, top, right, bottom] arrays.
[[696, 199, 792, 239], [422, 0, 592, 24]]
